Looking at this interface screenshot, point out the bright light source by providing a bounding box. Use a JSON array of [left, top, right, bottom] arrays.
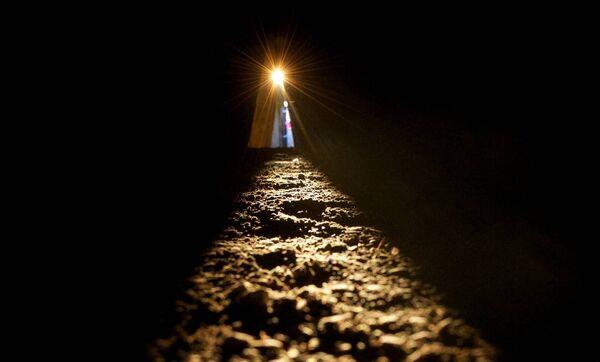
[[271, 68, 284, 87]]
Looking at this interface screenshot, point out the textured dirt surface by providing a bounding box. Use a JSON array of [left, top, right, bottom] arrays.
[[150, 154, 496, 361]]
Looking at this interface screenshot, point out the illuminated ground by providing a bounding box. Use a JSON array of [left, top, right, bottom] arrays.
[[151, 154, 496, 361]]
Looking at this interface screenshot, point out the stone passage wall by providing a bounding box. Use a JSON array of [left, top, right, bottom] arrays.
[[151, 154, 495, 361]]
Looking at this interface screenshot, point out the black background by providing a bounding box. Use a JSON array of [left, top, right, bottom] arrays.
[[69, 5, 586, 360]]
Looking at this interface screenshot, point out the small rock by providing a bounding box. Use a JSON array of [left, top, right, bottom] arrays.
[[319, 241, 348, 253], [292, 260, 332, 287], [318, 313, 353, 332], [336, 341, 352, 353], [308, 337, 320, 350], [222, 333, 253, 357], [326, 282, 354, 292], [226, 286, 270, 329], [253, 248, 296, 269], [253, 338, 284, 349], [378, 334, 408, 360]]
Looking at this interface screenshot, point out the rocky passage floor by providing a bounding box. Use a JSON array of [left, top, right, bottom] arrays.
[[151, 154, 496, 361]]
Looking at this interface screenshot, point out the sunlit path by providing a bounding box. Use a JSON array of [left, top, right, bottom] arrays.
[[151, 154, 495, 361]]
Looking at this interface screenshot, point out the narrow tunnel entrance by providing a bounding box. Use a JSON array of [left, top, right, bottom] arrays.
[[248, 67, 295, 149]]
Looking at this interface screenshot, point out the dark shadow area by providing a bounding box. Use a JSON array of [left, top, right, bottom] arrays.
[[290, 12, 584, 361], [78, 16, 258, 359], [302, 113, 582, 361]]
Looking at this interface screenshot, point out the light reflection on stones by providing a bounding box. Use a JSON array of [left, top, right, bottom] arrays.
[[151, 154, 496, 361]]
